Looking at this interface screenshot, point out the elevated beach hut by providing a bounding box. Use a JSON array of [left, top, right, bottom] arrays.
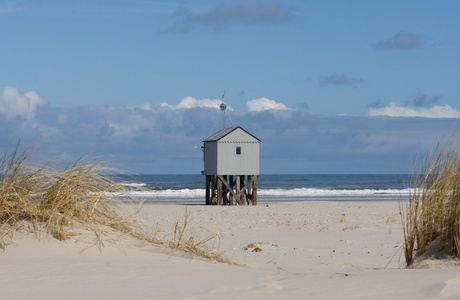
[[202, 126, 261, 205]]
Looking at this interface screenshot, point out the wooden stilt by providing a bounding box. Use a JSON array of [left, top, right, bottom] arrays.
[[205, 175, 211, 205], [239, 176, 246, 205], [235, 175, 241, 205], [246, 175, 252, 205], [252, 175, 258, 205], [211, 176, 216, 205], [229, 175, 234, 205], [206, 174, 258, 206], [222, 175, 228, 205], [217, 177, 222, 205]]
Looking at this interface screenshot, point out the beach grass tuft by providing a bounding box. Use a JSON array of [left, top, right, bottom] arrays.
[[0, 142, 139, 248], [402, 137, 460, 266], [0, 143, 231, 263]]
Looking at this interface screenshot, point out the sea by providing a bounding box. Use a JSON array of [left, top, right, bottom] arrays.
[[110, 174, 412, 203]]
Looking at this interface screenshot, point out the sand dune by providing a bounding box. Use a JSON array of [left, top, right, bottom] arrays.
[[1, 201, 459, 299]]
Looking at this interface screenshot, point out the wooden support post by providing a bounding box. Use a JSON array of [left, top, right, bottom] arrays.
[[229, 175, 234, 205], [222, 175, 228, 205], [239, 176, 246, 205], [205, 175, 211, 205], [217, 177, 222, 205], [246, 175, 252, 205], [235, 175, 241, 205], [211, 175, 216, 205], [252, 175, 258, 205]]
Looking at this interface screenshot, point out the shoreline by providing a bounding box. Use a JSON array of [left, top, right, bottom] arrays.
[[135, 198, 406, 205], [1, 200, 459, 299]]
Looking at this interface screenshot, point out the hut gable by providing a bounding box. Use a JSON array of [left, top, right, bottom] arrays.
[[203, 126, 260, 143]]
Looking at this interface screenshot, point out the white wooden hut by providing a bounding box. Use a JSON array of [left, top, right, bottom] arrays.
[[202, 126, 261, 205]]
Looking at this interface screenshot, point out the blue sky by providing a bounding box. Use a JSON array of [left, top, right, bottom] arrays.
[[1, 1, 460, 174]]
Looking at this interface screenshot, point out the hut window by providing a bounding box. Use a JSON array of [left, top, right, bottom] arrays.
[[236, 146, 241, 155]]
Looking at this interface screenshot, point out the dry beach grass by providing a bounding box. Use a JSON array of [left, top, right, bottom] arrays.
[[0, 143, 141, 249], [402, 137, 460, 266], [0, 143, 229, 263]]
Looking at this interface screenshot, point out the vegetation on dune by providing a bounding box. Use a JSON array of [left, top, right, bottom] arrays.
[[0, 142, 231, 263], [402, 137, 460, 267]]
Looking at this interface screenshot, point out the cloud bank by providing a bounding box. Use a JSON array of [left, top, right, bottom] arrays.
[[368, 94, 460, 118], [1, 87, 458, 174], [368, 102, 460, 118]]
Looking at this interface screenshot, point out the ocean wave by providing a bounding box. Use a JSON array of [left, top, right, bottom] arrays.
[[122, 183, 147, 188], [112, 187, 410, 201], [258, 187, 409, 197]]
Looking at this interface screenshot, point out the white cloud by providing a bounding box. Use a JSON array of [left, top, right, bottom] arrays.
[[0, 87, 47, 120], [246, 97, 290, 111], [160, 96, 227, 110], [368, 102, 460, 118]]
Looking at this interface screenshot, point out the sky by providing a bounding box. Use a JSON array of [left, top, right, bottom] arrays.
[[1, 0, 460, 174]]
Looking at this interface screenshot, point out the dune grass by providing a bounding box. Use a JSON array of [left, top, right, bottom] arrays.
[[402, 138, 460, 266], [0, 143, 231, 263]]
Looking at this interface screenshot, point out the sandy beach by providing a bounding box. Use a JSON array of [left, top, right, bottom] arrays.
[[1, 200, 460, 299]]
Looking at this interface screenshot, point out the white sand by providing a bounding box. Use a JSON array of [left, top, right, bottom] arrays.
[[1, 201, 460, 299]]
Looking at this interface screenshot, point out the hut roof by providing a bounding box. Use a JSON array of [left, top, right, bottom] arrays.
[[203, 126, 261, 142]]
